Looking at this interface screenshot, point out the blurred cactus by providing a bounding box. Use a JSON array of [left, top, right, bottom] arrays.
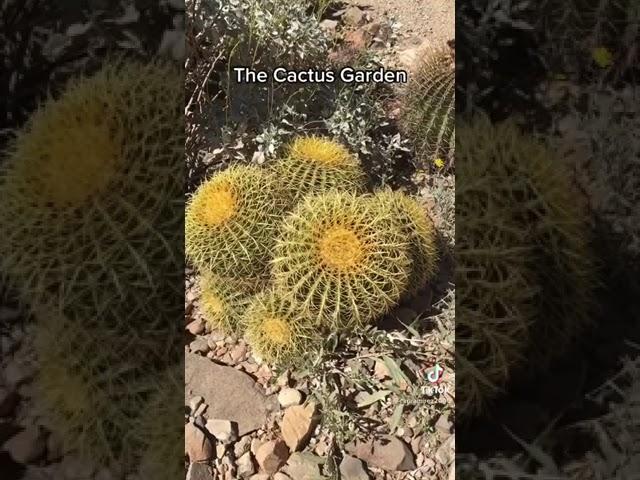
[[456, 116, 595, 416], [0, 60, 184, 316]]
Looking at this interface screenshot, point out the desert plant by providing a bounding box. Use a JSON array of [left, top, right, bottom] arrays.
[[373, 189, 439, 296], [0, 60, 184, 315], [243, 290, 318, 364], [185, 164, 287, 281], [401, 47, 455, 171], [199, 273, 253, 334], [272, 191, 411, 329], [269, 136, 368, 203], [134, 365, 183, 480], [33, 311, 153, 466], [456, 116, 595, 414]]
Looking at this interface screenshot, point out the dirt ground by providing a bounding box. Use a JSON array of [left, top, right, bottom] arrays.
[[351, 0, 454, 43]]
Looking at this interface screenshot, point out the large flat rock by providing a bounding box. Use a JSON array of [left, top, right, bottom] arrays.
[[185, 352, 276, 436]]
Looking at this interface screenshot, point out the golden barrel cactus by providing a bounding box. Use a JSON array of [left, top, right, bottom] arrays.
[[185, 165, 287, 281], [269, 136, 367, 203], [199, 273, 252, 334], [272, 191, 411, 329]]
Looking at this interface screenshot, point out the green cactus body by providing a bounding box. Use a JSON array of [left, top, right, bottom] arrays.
[[0, 61, 184, 316], [456, 116, 595, 416], [199, 273, 253, 334], [272, 191, 411, 329], [402, 47, 455, 171], [185, 165, 287, 281], [33, 311, 154, 466], [269, 136, 367, 203], [373, 189, 439, 296], [243, 290, 318, 364]]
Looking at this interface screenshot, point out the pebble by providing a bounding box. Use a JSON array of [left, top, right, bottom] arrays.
[[234, 435, 252, 457], [187, 319, 206, 335], [281, 402, 318, 452], [190, 337, 209, 354], [255, 439, 290, 475], [340, 455, 371, 480], [236, 451, 255, 478], [277, 388, 303, 409], [185, 422, 214, 462], [189, 396, 204, 413], [186, 462, 215, 480], [206, 419, 237, 443]]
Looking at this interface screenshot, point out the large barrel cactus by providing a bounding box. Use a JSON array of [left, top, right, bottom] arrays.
[[402, 47, 455, 171]]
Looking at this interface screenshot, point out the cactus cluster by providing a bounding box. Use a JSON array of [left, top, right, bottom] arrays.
[[456, 116, 595, 418], [401, 46, 455, 171], [0, 60, 183, 471], [186, 135, 439, 363]]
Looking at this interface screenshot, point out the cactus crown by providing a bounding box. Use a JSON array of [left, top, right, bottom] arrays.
[[189, 180, 238, 227], [318, 225, 366, 272], [289, 136, 355, 167]]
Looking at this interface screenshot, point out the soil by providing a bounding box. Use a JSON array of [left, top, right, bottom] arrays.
[[351, 0, 453, 44]]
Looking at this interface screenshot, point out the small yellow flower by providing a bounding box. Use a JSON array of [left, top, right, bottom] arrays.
[[434, 158, 445, 169], [592, 47, 614, 68]]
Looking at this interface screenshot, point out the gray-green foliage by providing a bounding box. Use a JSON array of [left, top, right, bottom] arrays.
[[571, 87, 640, 258]]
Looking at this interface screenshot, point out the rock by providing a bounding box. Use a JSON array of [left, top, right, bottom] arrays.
[[342, 6, 366, 26], [435, 436, 454, 466], [237, 451, 256, 478], [3, 426, 45, 464], [350, 436, 416, 471], [273, 474, 291, 480], [234, 435, 252, 457], [435, 414, 452, 436], [255, 439, 289, 475], [0, 388, 19, 417], [230, 344, 247, 363], [281, 402, 318, 452], [320, 19, 338, 35], [249, 475, 270, 480], [206, 419, 237, 443], [185, 352, 276, 436], [190, 337, 210, 354], [283, 452, 325, 480], [340, 455, 370, 480], [373, 361, 391, 380], [189, 396, 204, 413], [187, 319, 206, 335], [186, 462, 215, 480], [278, 388, 303, 408], [185, 422, 214, 462]]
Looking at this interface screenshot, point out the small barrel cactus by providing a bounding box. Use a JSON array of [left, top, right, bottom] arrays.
[[199, 273, 252, 334], [373, 189, 439, 296], [272, 191, 411, 329], [185, 165, 287, 281], [269, 136, 367, 203], [243, 290, 318, 364], [401, 47, 455, 171]]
